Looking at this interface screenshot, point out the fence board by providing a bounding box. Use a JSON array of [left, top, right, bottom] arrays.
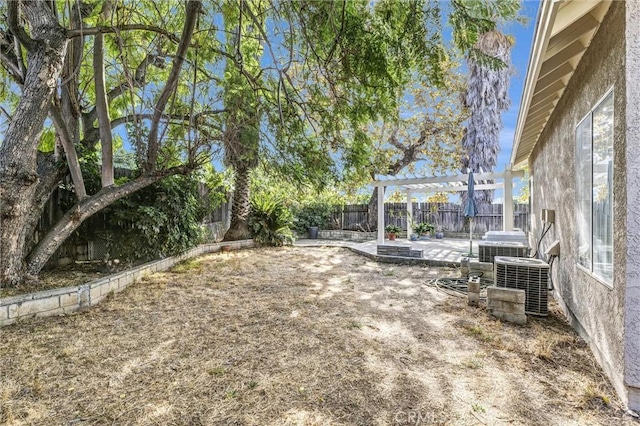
[[332, 202, 530, 233]]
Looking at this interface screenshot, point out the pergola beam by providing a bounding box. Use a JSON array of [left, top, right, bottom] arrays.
[[372, 170, 523, 187], [371, 169, 525, 237], [401, 183, 504, 193]]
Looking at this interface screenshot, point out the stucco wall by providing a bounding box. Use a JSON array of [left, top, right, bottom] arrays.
[[529, 1, 629, 402], [625, 0, 640, 410]]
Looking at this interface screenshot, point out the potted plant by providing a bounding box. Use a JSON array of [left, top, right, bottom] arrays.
[[435, 226, 445, 240], [385, 224, 401, 240], [414, 222, 435, 239]]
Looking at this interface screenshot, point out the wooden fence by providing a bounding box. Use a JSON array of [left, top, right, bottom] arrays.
[[329, 202, 530, 233]]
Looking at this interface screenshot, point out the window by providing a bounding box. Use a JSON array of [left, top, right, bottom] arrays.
[[576, 90, 614, 285]]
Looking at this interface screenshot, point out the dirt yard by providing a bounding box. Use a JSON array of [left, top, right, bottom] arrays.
[[0, 246, 636, 425]]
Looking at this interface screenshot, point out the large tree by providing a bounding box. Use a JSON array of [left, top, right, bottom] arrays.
[[0, 0, 522, 287], [362, 0, 522, 228], [219, 0, 454, 240], [452, 0, 519, 205], [221, 0, 263, 241], [0, 0, 210, 286]]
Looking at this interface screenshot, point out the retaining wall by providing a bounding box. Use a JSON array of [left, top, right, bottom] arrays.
[[317, 230, 376, 242], [0, 240, 254, 327]]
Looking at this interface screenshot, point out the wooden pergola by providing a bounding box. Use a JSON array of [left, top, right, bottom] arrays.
[[371, 168, 525, 243]]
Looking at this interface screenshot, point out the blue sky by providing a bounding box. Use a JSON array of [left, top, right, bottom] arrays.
[[496, 1, 540, 183]]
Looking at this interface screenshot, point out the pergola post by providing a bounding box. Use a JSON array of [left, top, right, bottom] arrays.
[[503, 167, 514, 231], [406, 191, 413, 238], [377, 185, 385, 243]]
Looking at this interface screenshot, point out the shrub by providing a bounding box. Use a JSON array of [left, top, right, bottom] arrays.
[[293, 201, 334, 234], [100, 175, 212, 263], [249, 193, 295, 246]]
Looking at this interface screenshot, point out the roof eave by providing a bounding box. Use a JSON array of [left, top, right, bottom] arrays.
[[510, 0, 561, 168]]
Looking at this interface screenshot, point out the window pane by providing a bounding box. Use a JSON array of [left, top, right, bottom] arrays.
[[592, 93, 614, 283], [576, 115, 592, 269]]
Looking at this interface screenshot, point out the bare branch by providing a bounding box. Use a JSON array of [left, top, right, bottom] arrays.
[[49, 102, 87, 200], [0, 105, 13, 121], [146, 0, 202, 172]]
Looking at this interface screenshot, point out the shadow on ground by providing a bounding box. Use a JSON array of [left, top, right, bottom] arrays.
[[0, 247, 634, 425]]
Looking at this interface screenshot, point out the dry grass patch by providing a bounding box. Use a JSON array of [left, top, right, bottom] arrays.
[[0, 246, 636, 425]]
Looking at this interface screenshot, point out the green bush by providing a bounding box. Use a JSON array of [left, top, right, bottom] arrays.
[[249, 192, 295, 246], [293, 201, 334, 234], [101, 175, 213, 263]]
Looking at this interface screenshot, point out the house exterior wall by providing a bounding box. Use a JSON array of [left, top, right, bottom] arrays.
[[624, 0, 640, 410], [528, 1, 633, 406]]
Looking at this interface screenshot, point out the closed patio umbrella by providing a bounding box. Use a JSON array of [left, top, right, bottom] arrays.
[[463, 172, 477, 257]]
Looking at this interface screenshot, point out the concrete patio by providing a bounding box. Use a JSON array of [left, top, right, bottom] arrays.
[[295, 237, 480, 266]]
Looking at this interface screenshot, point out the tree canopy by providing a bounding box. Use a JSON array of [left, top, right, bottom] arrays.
[[0, 0, 523, 287]]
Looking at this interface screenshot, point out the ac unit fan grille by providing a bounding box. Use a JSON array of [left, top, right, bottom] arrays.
[[494, 256, 549, 316], [479, 244, 529, 263]]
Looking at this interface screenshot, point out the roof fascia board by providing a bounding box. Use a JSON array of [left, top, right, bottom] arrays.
[[510, 0, 561, 167]]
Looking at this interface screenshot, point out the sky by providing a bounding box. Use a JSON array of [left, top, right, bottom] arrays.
[[492, 1, 540, 202]]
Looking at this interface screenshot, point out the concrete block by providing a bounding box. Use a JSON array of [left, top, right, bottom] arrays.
[[469, 261, 493, 272], [62, 305, 79, 314], [109, 280, 119, 294], [0, 305, 8, 321], [60, 293, 78, 308], [492, 310, 527, 325], [488, 300, 526, 315], [10, 296, 60, 318], [90, 294, 105, 306], [8, 303, 19, 318], [487, 286, 526, 304], [468, 292, 480, 307], [627, 385, 640, 414], [90, 285, 102, 303], [119, 275, 132, 289]]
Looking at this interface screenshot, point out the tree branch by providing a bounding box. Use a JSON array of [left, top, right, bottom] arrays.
[[49, 102, 87, 200], [110, 110, 225, 131], [7, 1, 35, 51], [94, 31, 114, 187], [146, 0, 202, 172], [67, 24, 182, 44], [0, 49, 24, 85]]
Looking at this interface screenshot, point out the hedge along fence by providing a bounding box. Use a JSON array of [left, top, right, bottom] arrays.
[[0, 240, 254, 327], [328, 202, 530, 233], [32, 177, 232, 265]]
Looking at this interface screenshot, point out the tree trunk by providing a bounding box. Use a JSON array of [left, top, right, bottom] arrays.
[[367, 187, 379, 231], [0, 3, 68, 287], [94, 32, 114, 187], [223, 167, 252, 241]]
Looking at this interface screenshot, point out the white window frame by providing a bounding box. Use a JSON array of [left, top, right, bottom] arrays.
[[575, 88, 614, 287]]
